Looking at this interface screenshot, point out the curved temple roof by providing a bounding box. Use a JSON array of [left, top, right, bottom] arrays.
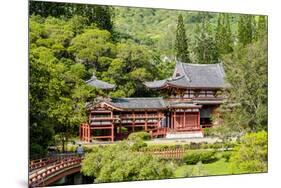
[[93, 97, 202, 110], [86, 74, 115, 90], [107, 98, 166, 110], [145, 62, 229, 89]]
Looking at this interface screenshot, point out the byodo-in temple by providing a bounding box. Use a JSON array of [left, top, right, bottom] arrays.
[[80, 62, 229, 142]]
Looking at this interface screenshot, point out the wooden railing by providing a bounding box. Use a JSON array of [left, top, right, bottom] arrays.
[[29, 153, 78, 172], [119, 114, 164, 119], [170, 127, 202, 132], [29, 154, 82, 187], [150, 127, 167, 137]]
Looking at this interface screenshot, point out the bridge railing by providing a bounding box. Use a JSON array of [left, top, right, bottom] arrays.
[[29, 155, 82, 187], [29, 153, 78, 172]]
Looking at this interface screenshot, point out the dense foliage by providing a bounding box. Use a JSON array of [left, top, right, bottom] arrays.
[[183, 150, 217, 165], [81, 142, 174, 182], [29, 1, 268, 158], [221, 37, 268, 133], [29, 1, 114, 31], [127, 131, 151, 142], [230, 131, 268, 173]]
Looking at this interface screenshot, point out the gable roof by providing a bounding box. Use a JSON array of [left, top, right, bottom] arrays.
[[86, 74, 115, 90], [145, 62, 228, 89]]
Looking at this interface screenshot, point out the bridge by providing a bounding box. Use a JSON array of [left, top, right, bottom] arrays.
[[29, 153, 83, 187], [28, 148, 187, 187]]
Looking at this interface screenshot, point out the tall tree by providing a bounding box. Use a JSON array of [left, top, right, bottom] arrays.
[[175, 14, 191, 63], [194, 14, 218, 64], [221, 37, 268, 132], [238, 15, 254, 46], [255, 16, 267, 41], [215, 13, 233, 55]]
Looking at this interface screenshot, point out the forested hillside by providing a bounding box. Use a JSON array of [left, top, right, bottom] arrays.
[[29, 1, 267, 156]]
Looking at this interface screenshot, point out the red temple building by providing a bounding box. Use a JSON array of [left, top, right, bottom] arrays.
[[80, 62, 229, 142]]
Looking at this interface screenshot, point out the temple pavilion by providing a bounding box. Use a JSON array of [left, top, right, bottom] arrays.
[[79, 61, 229, 142]]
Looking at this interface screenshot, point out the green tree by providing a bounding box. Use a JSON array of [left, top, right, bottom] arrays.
[[215, 13, 233, 55], [175, 14, 191, 63], [68, 28, 115, 69], [105, 42, 156, 97], [222, 37, 267, 132], [255, 16, 267, 41], [194, 15, 218, 64], [47, 63, 95, 152], [29, 46, 59, 156], [29, 16, 97, 153], [230, 131, 268, 173], [238, 15, 254, 46], [81, 142, 174, 183]]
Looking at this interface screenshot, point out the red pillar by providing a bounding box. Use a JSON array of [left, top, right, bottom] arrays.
[[111, 111, 114, 142], [173, 111, 177, 129], [81, 124, 84, 141], [184, 111, 186, 128], [83, 124, 85, 141], [171, 111, 174, 130], [88, 124, 91, 142], [198, 111, 200, 129], [87, 124, 90, 142], [158, 112, 160, 128], [79, 125, 81, 140], [111, 124, 114, 142], [145, 111, 148, 131], [132, 111, 135, 132]]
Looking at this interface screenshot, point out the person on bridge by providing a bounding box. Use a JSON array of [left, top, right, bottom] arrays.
[[76, 144, 84, 156]]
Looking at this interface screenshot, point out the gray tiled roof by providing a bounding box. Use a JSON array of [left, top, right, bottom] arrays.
[[86, 75, 115, 90], [99, 98, 203, 110], [107, 98, 166, 109], [144, 79, 167, 88], [145, 62, 228, 89]]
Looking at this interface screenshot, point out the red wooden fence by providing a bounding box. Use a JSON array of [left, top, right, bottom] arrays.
[[140, 148, 186, 159]]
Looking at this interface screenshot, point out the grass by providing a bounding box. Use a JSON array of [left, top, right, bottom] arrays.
[[174, 152, 245, 178]]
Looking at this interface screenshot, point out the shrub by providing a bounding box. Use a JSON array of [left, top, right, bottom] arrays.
[[230, 131, 268, 173], [183, 150, 217, 165], [131, 140, 148, 151], [200, 150, 217, 163], [221, 152, 232, 162], [189, 142, 201, 149], [81, 142, 174, 183], [183, 151, 201, 164], [127, 131, 151, 141]]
